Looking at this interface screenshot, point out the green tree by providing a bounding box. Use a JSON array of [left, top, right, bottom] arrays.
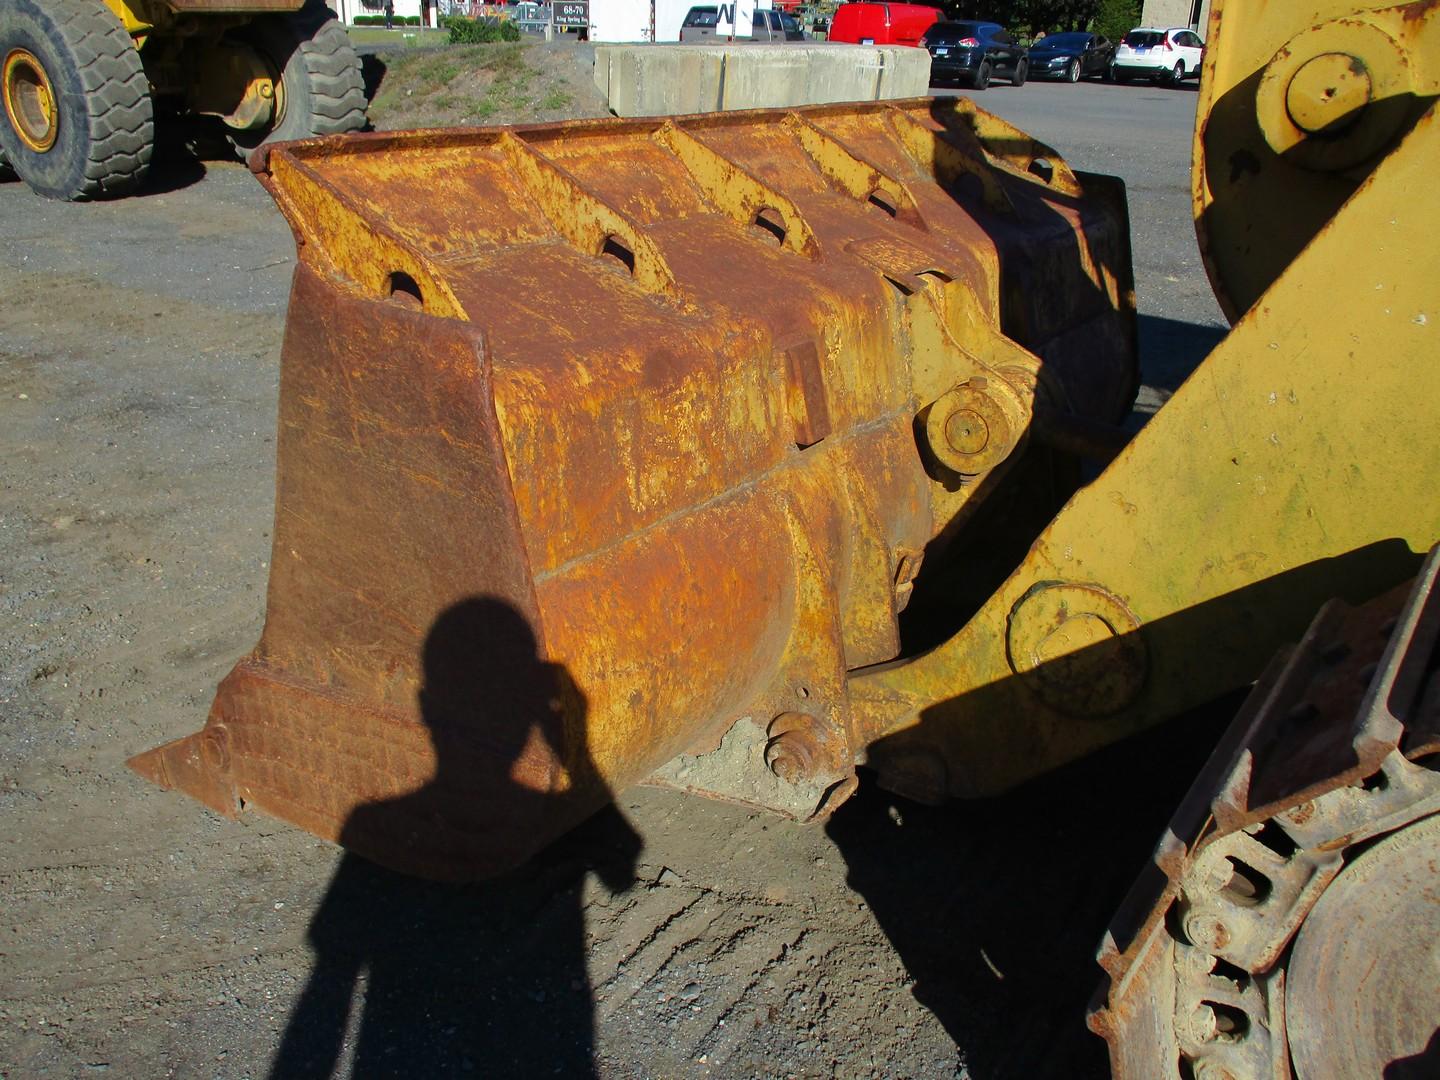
[[943, 0, 1103, 35], [1038, 0, 1105, 33], [1093, 0, 1141, 40]]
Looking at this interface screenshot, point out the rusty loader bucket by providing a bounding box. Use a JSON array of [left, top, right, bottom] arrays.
[[129, 98, 1138, 879]]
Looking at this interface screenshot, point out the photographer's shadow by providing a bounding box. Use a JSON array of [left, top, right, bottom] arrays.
[[269, 597, 641, 1079]]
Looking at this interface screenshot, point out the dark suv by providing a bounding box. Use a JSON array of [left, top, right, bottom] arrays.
[[922, 21, 1028, 88]]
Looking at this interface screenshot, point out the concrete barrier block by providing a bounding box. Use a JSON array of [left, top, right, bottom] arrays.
[[718, 46, 812, 110], [593, 45, 612, 99], [876, 45, 931, 99], [604, 46, 725, 117], [596, 44, 932, 117], [802, 44, 884, 104]]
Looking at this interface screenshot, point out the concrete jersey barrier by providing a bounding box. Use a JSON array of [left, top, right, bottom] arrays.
[[594, 43, 931, 117]]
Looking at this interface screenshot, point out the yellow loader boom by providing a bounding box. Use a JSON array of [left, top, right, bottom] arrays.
[[852, 0, 1439, 803], [1088, 3, 1440, 1074]]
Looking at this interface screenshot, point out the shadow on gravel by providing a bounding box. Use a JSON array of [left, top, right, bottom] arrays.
[[826, 699, 1239, 1080], [1137, 313, 1228, 392], [831, 539, 1420, 1077], [361, 53, 389, 104], [266, 808, 639, 1078], [124, 129, 210, 198], [268, 598, 641, 1079]]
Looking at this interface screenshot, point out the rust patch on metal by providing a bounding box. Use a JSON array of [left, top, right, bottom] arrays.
[[135, 99, 1138, 878], [782, 339, 831, 448]]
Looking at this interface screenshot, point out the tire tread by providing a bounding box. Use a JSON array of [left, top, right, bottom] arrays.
[[5, 0, 154, 198], [228, 3, 365, 162], [294, 15, 367, 137]]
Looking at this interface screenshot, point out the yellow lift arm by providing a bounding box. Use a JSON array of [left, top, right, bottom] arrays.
[[850, 0, 1440, 805]]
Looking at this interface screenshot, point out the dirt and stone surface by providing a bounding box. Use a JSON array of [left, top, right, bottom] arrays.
[[362, 41, 611, 130], [1, 55, 1229, 1079]]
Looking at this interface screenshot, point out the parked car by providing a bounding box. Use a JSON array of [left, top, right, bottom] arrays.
[[1112, 26, 1205, 84], [828, 2, 939, 47], [779, 11, 805, 40], [921, 21, 1028, 88], [678, 5, 795, 41], [1025, 31, 1115, 82]]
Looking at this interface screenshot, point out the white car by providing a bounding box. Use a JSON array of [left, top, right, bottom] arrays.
[[1112, 27, 1205, 84]]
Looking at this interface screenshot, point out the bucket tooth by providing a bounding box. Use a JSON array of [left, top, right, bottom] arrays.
[[127, 732, 240, 818]]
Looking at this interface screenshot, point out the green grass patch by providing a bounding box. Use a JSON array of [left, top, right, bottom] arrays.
[[345, 27, 449, 46], [540, 85, 572, 111], [464, 97, 500, 120], [478, 43, 528, 74]]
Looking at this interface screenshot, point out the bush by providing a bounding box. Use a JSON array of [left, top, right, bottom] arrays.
[[447, 15, 520, 43], [351, 12, 423, 27]]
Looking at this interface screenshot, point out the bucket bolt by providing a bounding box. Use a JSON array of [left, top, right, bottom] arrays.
[[1286, 52, 1371, 137], [1254, 20, 1413, 172], [1182, 910, 1233, 953], [924, 377, 1019, 477], [764, 712, 821, 784]]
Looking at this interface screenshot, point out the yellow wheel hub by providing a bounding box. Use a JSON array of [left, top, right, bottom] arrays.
[[3, 48, 59, 153]]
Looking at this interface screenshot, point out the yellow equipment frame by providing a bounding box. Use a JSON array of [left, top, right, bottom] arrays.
[[852, 0, 1440, 804]]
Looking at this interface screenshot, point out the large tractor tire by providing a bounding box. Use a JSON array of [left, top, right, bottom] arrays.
[[0, 0, 152, 200], [227, 1, 366, 166]]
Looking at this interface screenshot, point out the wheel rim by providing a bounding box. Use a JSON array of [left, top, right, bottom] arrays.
[[3, 48, 59, 153], [259, 48, 286, 136], [1069, 60, 1078, 81], [227, 37, 289, 151]]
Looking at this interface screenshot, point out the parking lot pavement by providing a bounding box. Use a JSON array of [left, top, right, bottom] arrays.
[[938, 78, 1229, 409], [1, 82, 1227, 1079], [960, 78, 1227, 378]]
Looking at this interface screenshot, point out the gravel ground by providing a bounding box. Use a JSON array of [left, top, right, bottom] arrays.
[[1, 75, 1228, 1079]]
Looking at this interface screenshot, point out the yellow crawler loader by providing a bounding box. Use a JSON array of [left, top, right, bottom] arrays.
[[0, 0, 366, 199], [127, 0, 1439, 1073]]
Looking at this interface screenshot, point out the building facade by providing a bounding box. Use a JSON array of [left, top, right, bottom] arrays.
[[1139, 0, 1211, 33], [328, 0, 439, 27]]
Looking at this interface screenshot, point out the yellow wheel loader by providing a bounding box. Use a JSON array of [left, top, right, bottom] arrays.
[[127, 0, 1439, 1073], [0, 0, 366, 200]]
